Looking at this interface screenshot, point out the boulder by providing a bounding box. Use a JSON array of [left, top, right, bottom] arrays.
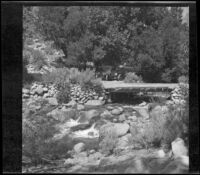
[[111, 108, 123, 115], [47, 108, 65, 122], [47, 97, 58, 106], [86, 109, 100, 120], [89, 149, 96, 154], [23, 94, 29, 98], [100, 110, 112, 118], [85, 100, 105, 106], [128, 115, 137, 122], [88, 152, 103, 161], [118, 114, 126, 122], [157, 149, 166, 158], [78, 109, 99, 123], [134, 107, 149, 119], [100, 123, 130, 138], [139, 101, 147, 107], [43, 87, 48, 92], [171, 138, 188, 158], [66, 100, 77, 107], [116, 133, 132, 149], [74, 142, 86, 153], [99, 96, 104, 101], [77, 104, 85, 111], [47, 107, 76, 122], [23, 88, 30, 94], [35, 86, 44, 95], [107, 106, 114, 110]]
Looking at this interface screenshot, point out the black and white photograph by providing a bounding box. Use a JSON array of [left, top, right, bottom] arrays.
[[3, 2, 197, 174]]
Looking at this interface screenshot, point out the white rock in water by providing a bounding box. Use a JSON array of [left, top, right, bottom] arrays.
[[171, 138, 188, 158], [99, 97, 104, 101], [179, 155, 189, 166], [73, 142, 86, 153], [77, 104, 85, 111], [47, 97, 58, 106], [23, 88, 30, 94], [139, 101, 147, 107], [157, 149, 166, 158], [43, 87, 48, 92], [85, 100, 105, 106], [66, 100, 77, 107], [128, 115, 137, 122]]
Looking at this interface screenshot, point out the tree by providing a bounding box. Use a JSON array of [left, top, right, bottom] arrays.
[[31, 6, 188, 82]]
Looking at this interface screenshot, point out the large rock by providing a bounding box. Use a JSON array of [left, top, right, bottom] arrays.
[[66, 100, 77, 107], [111, 107, 123, 115], [47, 97, 58, 106], [133, 107, 149, 119], [23, 88, 30, 94], [88, 152, 103, 161], [74, 142, 86, 153], [100, 110, 112, 119], [78, 109, 100, 123], [85, 100, 105, 106], [116, 133, 132, 149], [100, 123, 130, 139], [47, 107, 76, 122], [43, 87, 48, 92], [35, 86, 44, 95], [118, 114, 126, 122], [77, 104, 85, 111], [171, 138, 188, 158]]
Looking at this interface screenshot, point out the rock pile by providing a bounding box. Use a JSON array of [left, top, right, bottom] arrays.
[[23, 82, 107, 105], [170, 83, 189, 105], [23, 83, 58, 99], [69, 84, 106, 104]]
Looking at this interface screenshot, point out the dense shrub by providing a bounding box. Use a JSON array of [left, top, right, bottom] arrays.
[[56, 85, 71, 104], [129, 99, 188, 149], [22, 114, 59, 164], [124, 72, 143, 83], [44, 46, 55, 55], [99, 129, 118, 155], [25, 38, 34, 45], [178, 76, 188, 84], [23, 48, 34, 84], [69, 68, 80, 84], [43, 67, 103, 96], [42, 68, 70, 89], [30, 49, 47, 70]]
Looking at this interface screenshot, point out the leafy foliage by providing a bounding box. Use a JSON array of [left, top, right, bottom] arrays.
[[56, 85, 71, 104], [178, 75, 188, 84], [99, 129, 118, 156], [24, 6, 188, 82], [30, 49, 47, 70], [124, 72, 143, 83]]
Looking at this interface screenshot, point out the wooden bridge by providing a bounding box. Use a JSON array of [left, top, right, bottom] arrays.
[[102, 81, 178, 100], [102, 81, 178, 92]]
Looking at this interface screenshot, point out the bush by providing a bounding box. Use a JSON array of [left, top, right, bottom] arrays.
[[129, 100, 189, 149], [42, 68, 70, 89], [23, 49, 34, 84], [178, 76, 188, 84], [44, 46, 55, 55], [31, 49, 47, 70], [56, 85, 71, 104], [23, 113, 59, 164], [25, 38, 34, 45], [124, 72, 143, 83], [99, 129, 118, 156], [69, 68, 80, 84]]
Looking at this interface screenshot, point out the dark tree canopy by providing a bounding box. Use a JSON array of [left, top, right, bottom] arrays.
[[24, 6, 189, 83]]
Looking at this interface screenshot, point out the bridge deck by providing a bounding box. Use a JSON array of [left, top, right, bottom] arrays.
[[102, 81, 178, 92]]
